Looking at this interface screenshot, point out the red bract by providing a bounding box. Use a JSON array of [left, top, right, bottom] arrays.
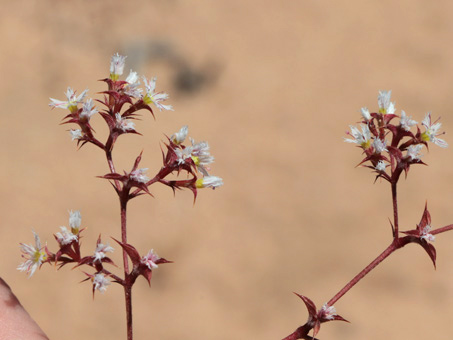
[[113, 238, 171, 286], [402, 203, 437, 268], [282, 293, 348, 340]]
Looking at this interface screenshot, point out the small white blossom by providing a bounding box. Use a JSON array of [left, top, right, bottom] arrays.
[[420, 225, 435, 242], [115, 113, 135, 132], [94, 242, 114, 263], [130, 168, 150, 183], [18, 231, 47, 277], [55, 226, 78, 246], [196, 175, 224, 189], [79, 98, 98, 120], [141, 249, 160, 270], [375, 161, 386, 172], [69, 210, 81, 233], [125, 70, 143, 97], [373, 138, 388, 154], [70, 129, 83, 141], [93, 273, 111, 294], [190, 139, 215, 169], [171, 125, 189, 144], [400, 110, 417, 131], [344, 125, 372, 149], [320, 303, 337, 321], [49, 87, 89, 112], [175, 147, 193, 165], [407, 144, 423, 161], [378, 90, 395, 114], [361, 107, 371, 121], [142, 76, 173, 111], [421, 113, 448, 148], [110, 53, 126, 79]]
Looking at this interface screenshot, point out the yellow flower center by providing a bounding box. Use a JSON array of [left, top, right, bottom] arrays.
[[421, 131, 431, 142], [191, 156, 200, 166], [195, 178, 204, 188], [361, 140, 372, 149]]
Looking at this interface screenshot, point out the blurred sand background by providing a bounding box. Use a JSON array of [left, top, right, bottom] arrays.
[[2, 0, 453, 339]]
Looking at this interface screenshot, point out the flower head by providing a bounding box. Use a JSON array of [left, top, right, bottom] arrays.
[[70, 129, 82, 141], [92, 273, 111, 293], [49, 87, 89, 113], [400, 110, 417, 131], [378, 90, 395, 114], [420, 225, 435, 243], [373, 138, 388, 154], [407, 144, 423, 161], [125, 70, 142, 97], [18, 231, 47, 277], [115, 113, 135, 132], [130, 168, 150, 183], [319, 303, 337, 321], [110, 53, 126, 80], [421, 113, 448, 148], [69, 210, 82, 234], [79, 98, 98, 121], [55, 226, 78, 246], [94, 242, 114, 263], [141, 249, 160, 270], [171, 125, 189, 145], [196, 175, 224, 189], [361, 107, 371, 121], [142, 76, 173, 111], [375, 160, 386, 172], [344, 125, 372, 149], [190, 139, 215, 170]]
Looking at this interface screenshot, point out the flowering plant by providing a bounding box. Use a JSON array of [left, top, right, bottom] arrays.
[[282, 91, 453, 340], [18, 53, 222, 340]]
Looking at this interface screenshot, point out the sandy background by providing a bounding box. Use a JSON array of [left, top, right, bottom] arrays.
[[2, 1, 453, 339]]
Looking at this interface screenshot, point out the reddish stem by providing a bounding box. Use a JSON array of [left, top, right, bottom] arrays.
[[120, 199, 133, 340], [391, 181, 399, 238], [327, 241, 396, 306]]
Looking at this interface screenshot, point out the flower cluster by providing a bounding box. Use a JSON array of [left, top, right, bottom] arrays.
[[49, 53, 222, 199], [18, 211, 169, 294], [345, 91, 447, 182]]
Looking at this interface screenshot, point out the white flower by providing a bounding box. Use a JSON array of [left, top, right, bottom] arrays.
[[69, 210, 81, 233], [130, 168, 150, 183], [361, 107, 371, 121], [18, 231, 47, 277], [320, 303, 337, 321], [344, 125, 372, 149], [191, 139, 214, 168], [373, 138, 388, 154], [93, 273, 111, 294], [175, 147, 193, 165], [125, 70, 143, 97], [142, 76, 173, 111], [141, 249, 160, 270], [94, 242, 114, 263], [171, 125, 189, 144], [407, 144, 423, 161], [115, 113, 135, 132], [196, 176, 224, 189], [378, 90, 395, 114], [421, 113, 448, 148], [49, 87, 89, 112], [55, 226, 78, 246], [79, 98, 98, 120], [400, 110, 417, 131], [375, 161, 386, 172], [70, 129, 82, 141], [420, 225, 435, 242], [110, 53, 126, 80]]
